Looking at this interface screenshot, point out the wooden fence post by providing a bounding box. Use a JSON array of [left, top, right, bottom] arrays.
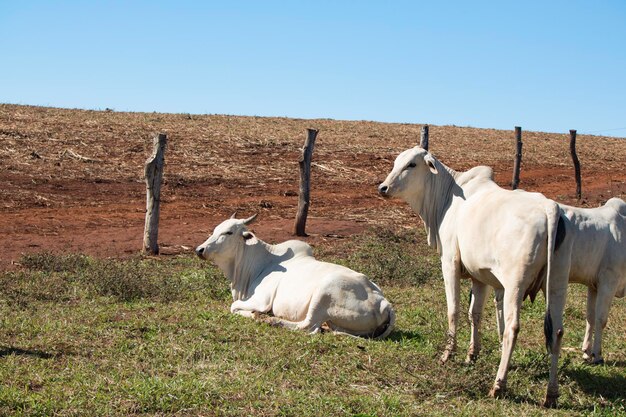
[[570, 129, 582, 200], [420, 125, 429, 151], [293, 128, 318, 236], [511, 126, 522, 190], [143, 133, 167, 254]]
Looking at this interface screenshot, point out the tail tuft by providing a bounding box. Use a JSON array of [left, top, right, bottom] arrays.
[[544, 309, 553, 353]]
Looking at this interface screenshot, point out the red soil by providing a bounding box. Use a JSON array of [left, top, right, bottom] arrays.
[[1, 105, 624, 269]]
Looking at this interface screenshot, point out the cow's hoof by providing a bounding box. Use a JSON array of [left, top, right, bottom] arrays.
[[465, 352, 479, 364], [582, 351, 591, 361], [440, 350, 454, 364], [489, 381, 506, 398], [585, 352, 605, 365], [543, 394, 558, 408]]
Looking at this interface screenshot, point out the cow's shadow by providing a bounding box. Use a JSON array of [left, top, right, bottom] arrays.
[[0, 346, 56, 359], [505, 360, 626, 407], [387, 330, 425, 343], [564, 363, 626, 401]]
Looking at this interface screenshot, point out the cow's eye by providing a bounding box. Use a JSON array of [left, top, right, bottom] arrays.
[[224, 231, 233, 235], [406, 162, 416, 169]]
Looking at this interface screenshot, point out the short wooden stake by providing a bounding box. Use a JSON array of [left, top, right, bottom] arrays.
[[294, 129, 318, 236], [420, 125, 429, 151], [511, 126, 522, 190], [143, 133, 167, 254], [570, 129, 582, 200]]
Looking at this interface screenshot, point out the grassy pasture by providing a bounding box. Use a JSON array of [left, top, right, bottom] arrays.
[[0, 228, 625, 416]]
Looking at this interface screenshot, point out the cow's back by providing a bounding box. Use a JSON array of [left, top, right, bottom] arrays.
[[561, 200, 626, 287], [268, 244, 385, 322], [605, 197, 626, 217], [454, 186, 552, 288]]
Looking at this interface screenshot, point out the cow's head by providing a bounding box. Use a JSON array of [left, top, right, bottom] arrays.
[[195, 213, 258, 261], [378, 146, 438, 200]]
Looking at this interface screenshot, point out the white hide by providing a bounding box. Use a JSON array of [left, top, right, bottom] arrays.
[[195, 216, 395, 339], [379, 146, 570, 407], [492, 197, 626, 365]]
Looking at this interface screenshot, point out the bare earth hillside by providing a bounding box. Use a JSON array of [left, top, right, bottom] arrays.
[[1, 104, 625, 269]]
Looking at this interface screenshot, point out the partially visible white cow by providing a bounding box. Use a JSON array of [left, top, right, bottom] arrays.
[[491, 197, 626, 364], [566, 198, 626, 364], [378, 146, 570, 407], [195, 214, 395, 339]]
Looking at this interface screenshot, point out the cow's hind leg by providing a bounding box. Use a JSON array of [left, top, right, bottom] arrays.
[[489, 288, 523, 399], [266, 316, 324, 334], [466, 280, 489, 363], [266, 292, 332, 335], [324, 323, 362, 338], [494, 288, 505, 345], [590, 280, 617, 365], [582, 286, 596, 361], [543, 282, 567, 408]]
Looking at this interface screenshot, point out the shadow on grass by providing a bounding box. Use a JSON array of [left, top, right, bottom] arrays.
[[503, 391, 544, 408], [606, 360, 626, 368], [0, 346, 56, 359], [496, 358, 626, 410], [565, 366, 626, 401], [388, 329, 425, 343]]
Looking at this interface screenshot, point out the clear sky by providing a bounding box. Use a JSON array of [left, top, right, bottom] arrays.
[[1, 1, 625, 137]]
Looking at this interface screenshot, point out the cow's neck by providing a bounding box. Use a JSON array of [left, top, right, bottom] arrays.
[[412, 159, 460, 254], [227, 239, 274, 301]]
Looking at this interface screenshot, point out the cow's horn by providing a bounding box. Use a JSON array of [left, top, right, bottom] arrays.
[[230, 211, 237, 219], [243, 213, 258, 225]]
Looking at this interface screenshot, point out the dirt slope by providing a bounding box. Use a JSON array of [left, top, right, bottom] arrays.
[[1, 104, 624, 269]]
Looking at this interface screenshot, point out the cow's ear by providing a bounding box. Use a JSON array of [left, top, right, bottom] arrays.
[[424, 154, 438, 174], [242, 231, 254, 241]]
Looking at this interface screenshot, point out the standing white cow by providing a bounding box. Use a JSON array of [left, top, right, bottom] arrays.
[[491, 198, 626, 364], [378, 146, 570, 407], [195, 214, 395, 339], [564, 198, 626, 364]]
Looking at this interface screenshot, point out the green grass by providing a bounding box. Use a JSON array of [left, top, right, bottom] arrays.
[[1, 228, 625, 416]]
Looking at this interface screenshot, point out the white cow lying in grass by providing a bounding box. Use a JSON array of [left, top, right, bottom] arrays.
[[195, 214, 395, 339]]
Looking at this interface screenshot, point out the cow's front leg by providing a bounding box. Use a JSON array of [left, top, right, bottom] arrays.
[[466, 280, 489, 363], [582, 286, 596, 361], [440, 260, 461, 364], [230, 293, 271, 320]]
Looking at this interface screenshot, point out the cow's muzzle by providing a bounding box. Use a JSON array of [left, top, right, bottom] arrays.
[[195, 247, 204, 258], [378, 183, 390, 197]]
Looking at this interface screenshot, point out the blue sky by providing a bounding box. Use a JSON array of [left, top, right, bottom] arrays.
[[1, 1, 625, 136]]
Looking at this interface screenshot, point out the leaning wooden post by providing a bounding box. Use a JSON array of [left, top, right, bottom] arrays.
[[293, 128, 318, 236], [143, 133, 167, 254], [420, 124, 429, 151], [511, 126, 522, 190], [570, 129, 582, 200]]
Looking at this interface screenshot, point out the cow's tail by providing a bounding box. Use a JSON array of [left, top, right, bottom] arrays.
[[372, 301, 396, 340], [543, 202, 561, 353]]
